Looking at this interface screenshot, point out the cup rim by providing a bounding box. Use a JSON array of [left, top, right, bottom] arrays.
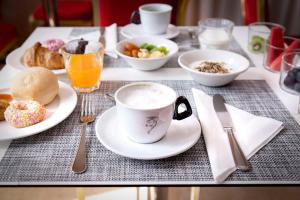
[[198, 18, 234, 29], [282, 51, 300, 68], [139, 3, 172, 13], [249, 22, 286, 33], [266, 36, 300, 50], [115, 36, 178, 61], [115, 82, 177, 111]]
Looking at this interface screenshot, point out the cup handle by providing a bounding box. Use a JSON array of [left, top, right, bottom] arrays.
[[130, 10, 141, 24], [173, 96, 193, 120]]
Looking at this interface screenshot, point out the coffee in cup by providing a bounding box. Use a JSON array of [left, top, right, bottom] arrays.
[[115, 82, 192, 144]]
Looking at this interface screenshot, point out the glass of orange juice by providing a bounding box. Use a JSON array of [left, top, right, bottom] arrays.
[[62, 39, 104, 93]]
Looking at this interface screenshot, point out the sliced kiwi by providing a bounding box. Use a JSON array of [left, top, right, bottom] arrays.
[[250, 35, 265, 53]]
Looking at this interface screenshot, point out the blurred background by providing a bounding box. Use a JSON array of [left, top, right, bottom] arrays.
[[0, 0, 299, 63]]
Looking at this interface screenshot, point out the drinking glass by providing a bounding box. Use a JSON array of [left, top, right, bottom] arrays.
[[279, 51, 300, 113], [248, 22, 285, 54], [62, 40, 104, 93], [198, 18, 234, 50], [264, 36, 299, 73]]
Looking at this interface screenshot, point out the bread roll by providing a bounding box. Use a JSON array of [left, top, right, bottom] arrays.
[[11, 67, 59, 105]]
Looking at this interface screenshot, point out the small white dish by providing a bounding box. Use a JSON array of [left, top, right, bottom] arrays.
[[178, 49, 249, 87], [115, 36, 178, 71], [6, 47, 66, 75], [0, 81, 77, 141], [95, 106, 201, 160], [120, 24, 180, 39]]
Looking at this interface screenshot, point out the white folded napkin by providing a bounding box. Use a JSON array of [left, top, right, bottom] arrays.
[[69, 23, 118, 58], [192, 88, 284, 183]]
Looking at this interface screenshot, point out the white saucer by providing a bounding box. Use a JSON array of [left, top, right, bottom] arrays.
[[6, 47, 66, 75], [120, 24, 180, 39], [95, 106, 201, 160]]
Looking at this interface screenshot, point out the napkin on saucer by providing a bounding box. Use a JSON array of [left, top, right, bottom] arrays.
[[192, 88, 284, 183], [69, 23, 118, 58]]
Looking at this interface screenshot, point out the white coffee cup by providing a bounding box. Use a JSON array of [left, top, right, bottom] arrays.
[[131, 4, 172, 35], [114, 82, 192, 144]]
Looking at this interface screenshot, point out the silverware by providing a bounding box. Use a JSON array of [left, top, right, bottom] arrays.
[[72, 94, 95, 173], [99, 27, 106, 48], [178, 29, 200, 49], [104, 93, 115, 103], [213, 94, 250, 171], [188, 28, 197, 40]]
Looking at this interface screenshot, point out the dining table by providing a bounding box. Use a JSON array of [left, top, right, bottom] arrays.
[[0, 26, 299, 185]]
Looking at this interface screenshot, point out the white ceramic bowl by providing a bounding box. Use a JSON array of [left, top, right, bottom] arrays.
[[115, 36, 178, 71], [178, 49, 249, 86]]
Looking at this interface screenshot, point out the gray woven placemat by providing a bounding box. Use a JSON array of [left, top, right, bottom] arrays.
[[69, 27, 255, 68], [0, 80, 299, 184]]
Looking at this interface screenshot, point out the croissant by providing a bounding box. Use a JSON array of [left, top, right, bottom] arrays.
[[22, 42, 65, 70]]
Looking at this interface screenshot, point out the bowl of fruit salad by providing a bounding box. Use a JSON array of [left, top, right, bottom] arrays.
[[115, 36, 178, 71]]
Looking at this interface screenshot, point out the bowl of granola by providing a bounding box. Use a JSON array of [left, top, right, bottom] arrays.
[[115, 36, 178, 71], [178, 49, 249, 86]]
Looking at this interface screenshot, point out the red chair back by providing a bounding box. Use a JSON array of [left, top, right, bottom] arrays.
[[242, 0, 269, 25], [97, 0, 178, 26]]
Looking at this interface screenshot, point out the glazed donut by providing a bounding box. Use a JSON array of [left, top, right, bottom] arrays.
[[4, 100, 46, 128]]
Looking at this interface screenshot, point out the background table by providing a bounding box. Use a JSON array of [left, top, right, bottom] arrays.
[[0, 26, 299, 185]]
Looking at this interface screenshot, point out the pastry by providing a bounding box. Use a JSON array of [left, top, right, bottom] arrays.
[[22, 42, 65, 70], [11, 67, 59, 105], [0, 94, 13, 121], [43, 39, 65, 52], [4, 100, 46, 128]]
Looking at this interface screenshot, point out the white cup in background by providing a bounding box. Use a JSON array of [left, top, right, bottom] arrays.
[[114, 82, 192, 144], [131, 4, 172, 35]]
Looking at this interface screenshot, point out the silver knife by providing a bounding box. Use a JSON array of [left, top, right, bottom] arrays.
[[99, 27, 106, 48], [213, 94, 250, 171]]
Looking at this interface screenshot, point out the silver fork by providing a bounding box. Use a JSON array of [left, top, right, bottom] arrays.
[[72, 94, 95, 173], [188, 28, 198, 40]]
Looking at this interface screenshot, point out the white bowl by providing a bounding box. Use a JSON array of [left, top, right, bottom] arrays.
[[178, 49, 249, 87], [115, 36, 178, 71]]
